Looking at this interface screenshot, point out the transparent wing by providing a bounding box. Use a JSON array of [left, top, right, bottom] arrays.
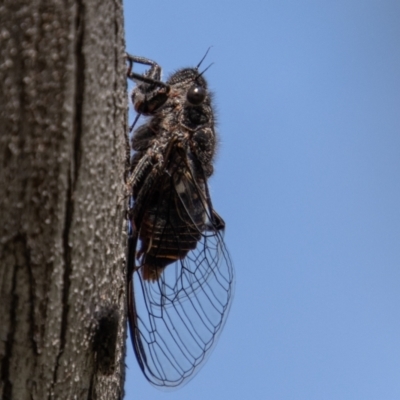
[[127, 175, 234, 389]]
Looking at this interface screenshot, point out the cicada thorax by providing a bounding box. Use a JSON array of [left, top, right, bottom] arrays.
[[136, 150, 208, 281]]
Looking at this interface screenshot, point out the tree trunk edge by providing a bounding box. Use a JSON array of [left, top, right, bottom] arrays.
[[0, 1, 128, 399]]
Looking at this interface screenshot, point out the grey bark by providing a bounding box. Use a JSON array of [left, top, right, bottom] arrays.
[[0, 1, 128, 399]]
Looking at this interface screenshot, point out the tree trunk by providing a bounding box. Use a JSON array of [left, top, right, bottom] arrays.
[[0, 1, 127, 399]]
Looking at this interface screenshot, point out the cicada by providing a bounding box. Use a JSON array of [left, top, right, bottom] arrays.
[[126, 51, 234, 389]]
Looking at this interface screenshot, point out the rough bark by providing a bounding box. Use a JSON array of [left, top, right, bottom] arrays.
[[0, 1, 127, 399]]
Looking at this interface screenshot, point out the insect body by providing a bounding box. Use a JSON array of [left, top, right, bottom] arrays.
[[126, 52, 234, 388]]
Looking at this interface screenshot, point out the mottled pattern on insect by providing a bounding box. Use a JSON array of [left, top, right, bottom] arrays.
[[126, 51, 234, 389], [127, 52, 219, 281]]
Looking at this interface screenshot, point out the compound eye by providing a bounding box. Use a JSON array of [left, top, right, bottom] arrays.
[[187, 85, 206, 105]]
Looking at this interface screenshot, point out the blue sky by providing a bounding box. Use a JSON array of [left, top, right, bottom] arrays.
[[123, 1, 400, 399]]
